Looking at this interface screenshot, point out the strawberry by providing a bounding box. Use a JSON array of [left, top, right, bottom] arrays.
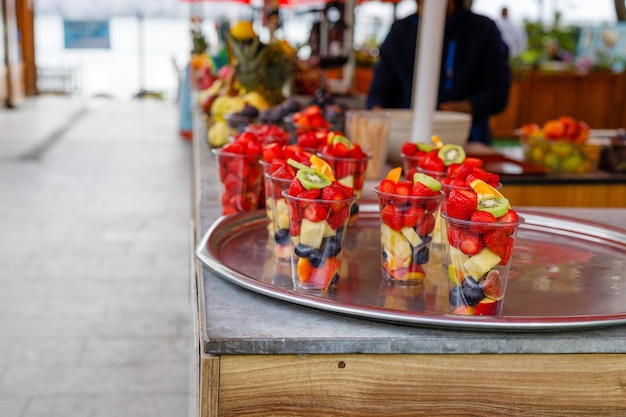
[[464, 157, 483, 167], [403, 206, 425, 228], [392, 181, 412, 196], [288, 178, 306, 196], [446, 189, 478, 220], [378, 179, 395, 194], [498, 238, 514, 265], [470, 210, 497, 234], [418, 151, 445, 173], [348, 144, 367, 159], [381, 204, 404, 231], [304, 204, 329, 222], [222, 141, 245, 154], [483, 229, 508, 254], [269, 161, 295, 180], [297, 189, 321, 200], [246, 140, 263, 156], [447, 224, 464, 246], [262, 142, 283, 163], [401, 142, 418, 156], [327, 206, 349, 229], [417, 213, 436, 236], [411, 182, 435, 197], [459, 234, 483, 255], [498, 209, 520, 235]]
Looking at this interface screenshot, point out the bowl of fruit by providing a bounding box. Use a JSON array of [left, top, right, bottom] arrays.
[[519, 116, 603, 174]]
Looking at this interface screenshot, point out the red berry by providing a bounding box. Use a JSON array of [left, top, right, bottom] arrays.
[[446, 189, 478, 220], [304, 204, 329, 222], [378, 179, 395, 194], [401, 142, 418, 156], [297, 189, 321, 200], [392, 181, 412, 196], [381, 205, 404, 231], [411, 182, 435, 197], [288, 178, 306, 196], [417, 213, 436, 236], [459, 234, 483, 255], [403, 206, 425, 228]]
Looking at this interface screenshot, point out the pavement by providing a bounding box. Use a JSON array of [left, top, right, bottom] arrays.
[[0, 95, 193, 417]]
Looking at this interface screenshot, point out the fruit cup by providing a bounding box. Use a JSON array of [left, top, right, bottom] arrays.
[[318, 153, 370, 226], [441, 212, 524, 316], [374, 187, 444, 285], [213, 148, 264, 215], [264, 172, 294, 262], [283, 191, 356, 292]]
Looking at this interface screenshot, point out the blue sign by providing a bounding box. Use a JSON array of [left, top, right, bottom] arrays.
[[63, 20, 110, 49]]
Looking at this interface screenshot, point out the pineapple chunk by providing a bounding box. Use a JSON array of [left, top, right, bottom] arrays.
[[300, 219, 333, 249], [463, 247, 501, 280], [381, 224, 412, 267], [339, 175, 354, 188], [276, 199, 290, 229], [401, 226, 423, 247]]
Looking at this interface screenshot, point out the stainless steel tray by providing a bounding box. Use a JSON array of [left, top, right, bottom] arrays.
[[196, 205, 626, 331]]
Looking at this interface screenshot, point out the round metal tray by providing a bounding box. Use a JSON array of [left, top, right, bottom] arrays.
[[196, 205, 626, 331]]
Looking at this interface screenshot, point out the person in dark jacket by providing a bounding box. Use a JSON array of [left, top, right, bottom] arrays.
[[366, 0, 511, 145]]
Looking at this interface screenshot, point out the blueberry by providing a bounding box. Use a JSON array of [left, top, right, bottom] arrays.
[[349, 204, 359, 217], [329, 273, 339, 287], [412, 246, 430, 264], [461, 278, 484, 306], [274, 228, 291, 245], [449, 286, 465, 307], [294, 243, 314, 258], [421, 235, 432, 245], [320, 236, 342, 258], [308, 251, 324, 268]]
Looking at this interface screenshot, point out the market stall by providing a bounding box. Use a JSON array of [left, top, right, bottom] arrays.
[[189, 117, 626, 416]]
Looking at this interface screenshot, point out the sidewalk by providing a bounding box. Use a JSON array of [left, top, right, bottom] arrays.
[[0, 96, 193, 417]]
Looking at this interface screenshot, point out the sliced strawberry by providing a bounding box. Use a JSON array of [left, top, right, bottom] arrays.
[[411, 182, 435, 197], [483, 229, 508, 254], [348, 144, 367, 159], [447, 224, 464, 246], [378, 179, 395, 194], [498, 209, 520, 235], [222, 141, 245, 154], [418, 151, 445, 173], [288, 178, 306, 196], [381, 204, 404, 231], [304, 204, 329, 222], [417, 213, 436, 236], [459, 234, 483, 255], [464, 157, 484, 167], [403, 206, 425, 228], [262, 142, 283, 163], [446, 189, 478, 220], [246, 140, 263, 156], [297, 189, 321, 200], [470, 210, 498, 234], [401, 142, 418, 156], [392, 181, 412, 196], [498, 238, 514, 265], [327, 206, 349, 229]]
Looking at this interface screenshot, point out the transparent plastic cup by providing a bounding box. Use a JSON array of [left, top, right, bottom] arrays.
[[401, 153, 423, 182], [374, 187, 445, 285], [213, 148, 263, 215], [264, 172, 293, 262], [283, 191, 356, 292], [345, 110, 391, 180], [441, 212, 524, 316]]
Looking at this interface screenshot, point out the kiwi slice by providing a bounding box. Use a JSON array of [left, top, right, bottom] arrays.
[[287, 158, 310, 171], [332, 134, 354, 149], [437, 144, 466, 166], [476, 196, 509, 218], [296, 168, 332, 190], [413, 172, 441, 192]]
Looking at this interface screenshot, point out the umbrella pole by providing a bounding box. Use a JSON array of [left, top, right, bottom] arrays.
[[410, 0, 446, 143]]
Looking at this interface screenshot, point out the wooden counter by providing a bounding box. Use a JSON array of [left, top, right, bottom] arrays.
[[490, 70, 626, 138], [190, 122, 626, 416]]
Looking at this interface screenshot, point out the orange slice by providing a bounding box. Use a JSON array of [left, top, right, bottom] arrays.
[[469, 179, 510, 208], [309, 155, 335, 181], [385, 167, 403, 184], [431, 135, 444, 149]]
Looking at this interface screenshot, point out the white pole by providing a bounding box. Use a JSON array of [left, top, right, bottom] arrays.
[[410, 0, 447, 143]]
